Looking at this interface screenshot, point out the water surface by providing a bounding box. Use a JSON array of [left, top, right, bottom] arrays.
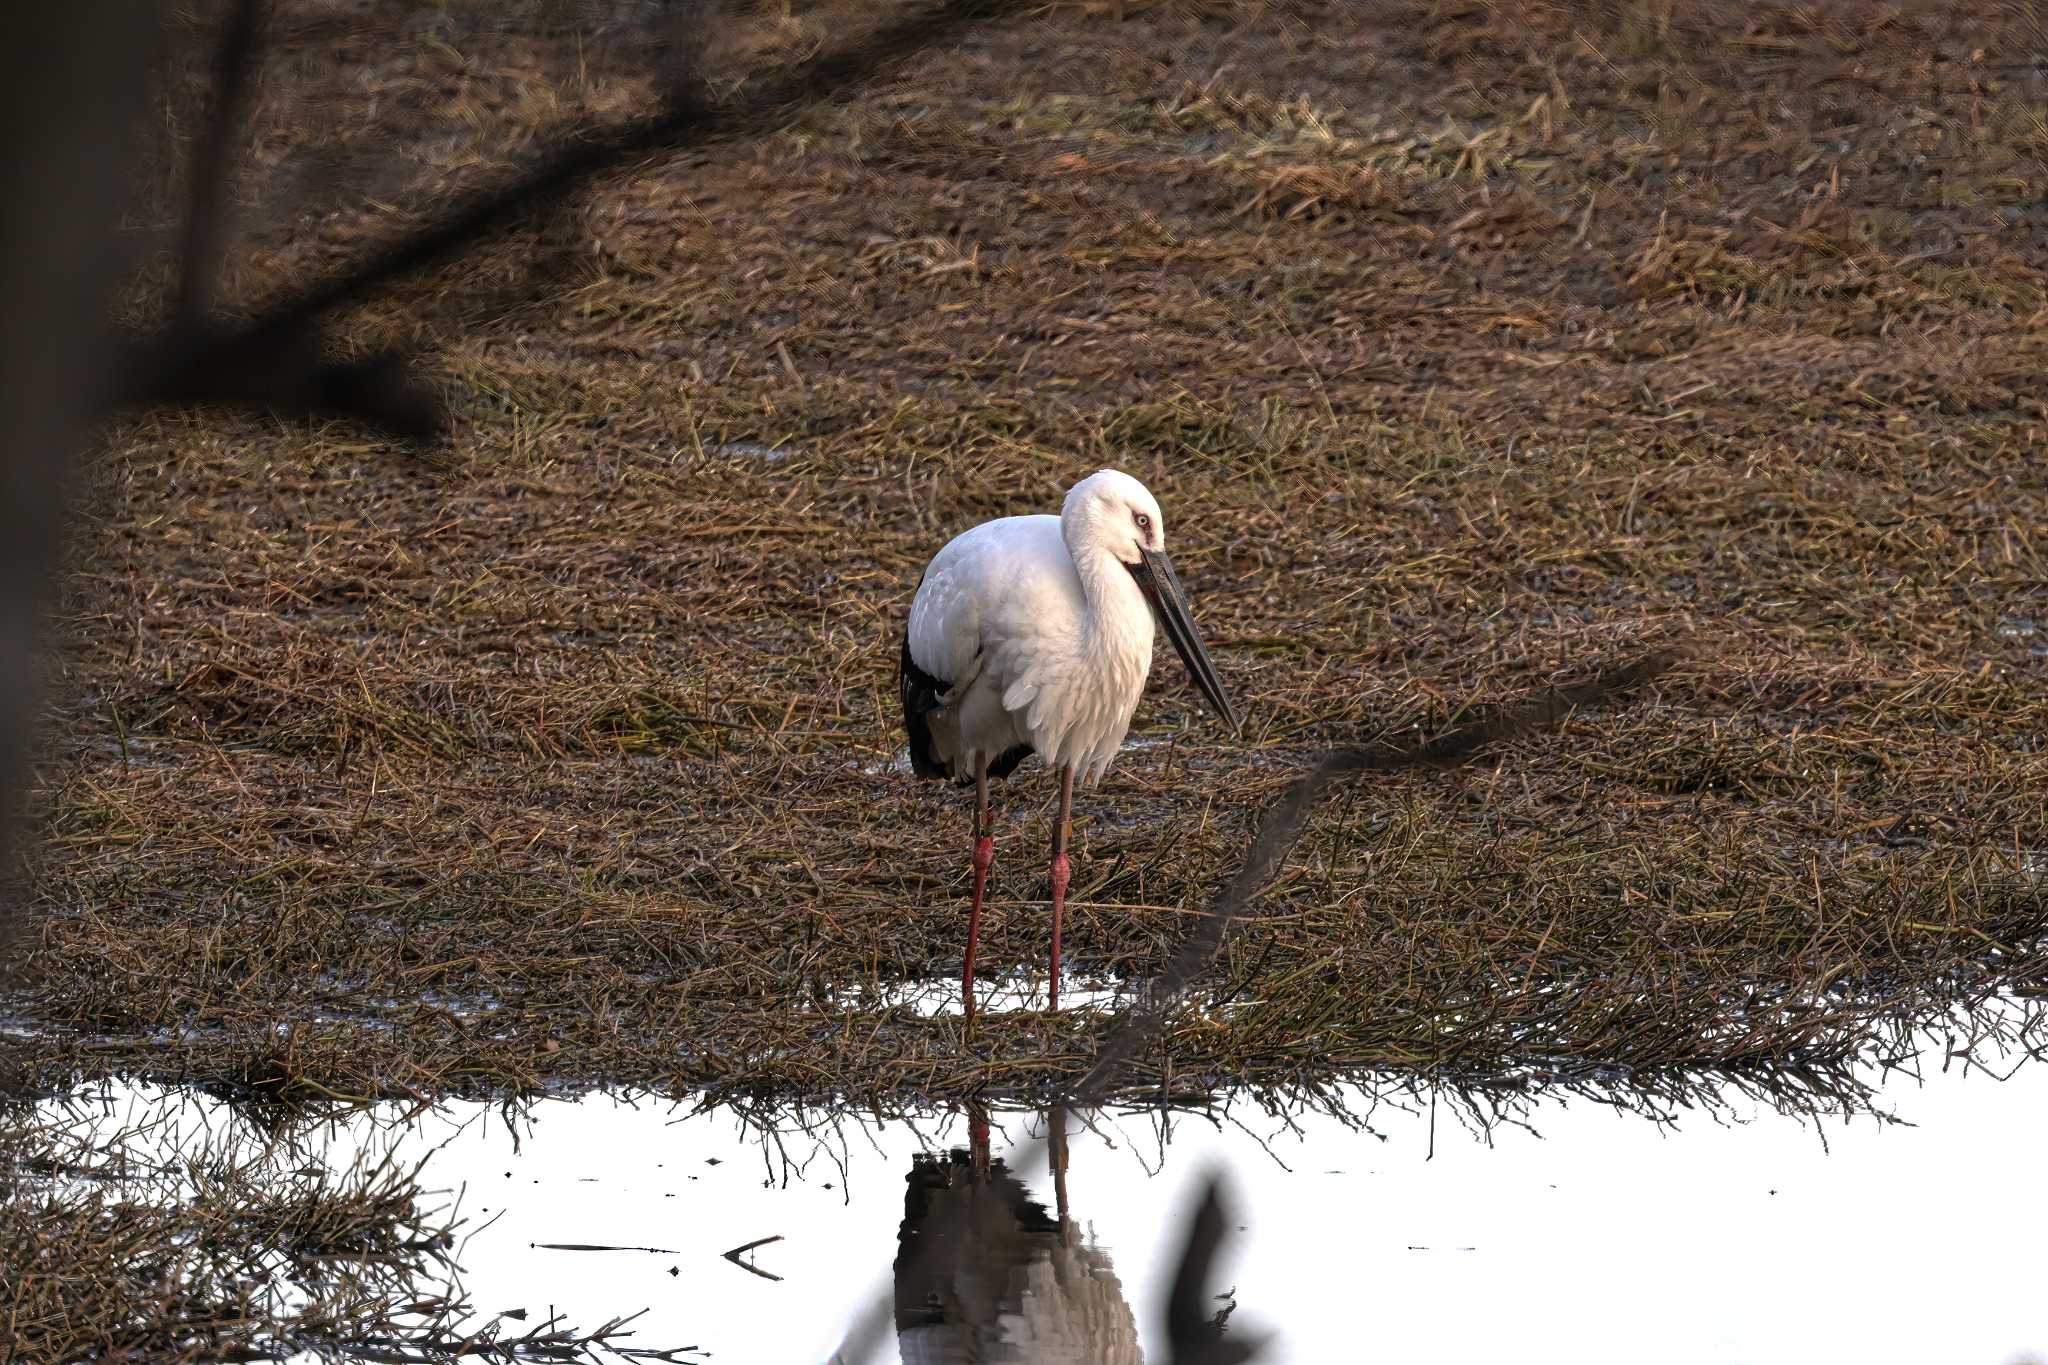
[[38, 1039, 2048, 1365]]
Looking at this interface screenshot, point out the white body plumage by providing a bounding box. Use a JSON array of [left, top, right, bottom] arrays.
[[906, 471, 1163, 785]]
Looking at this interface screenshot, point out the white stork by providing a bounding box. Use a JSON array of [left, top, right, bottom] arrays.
[[898, 469, 1239, 1017]]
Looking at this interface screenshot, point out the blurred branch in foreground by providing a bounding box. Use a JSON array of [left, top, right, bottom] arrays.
[[110, 0, 1032, 441], [1075, 649, 1681, 1105], [0, 5, 155, 956]]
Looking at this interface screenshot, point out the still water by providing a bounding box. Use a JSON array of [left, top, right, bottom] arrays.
[[39, 1036, 2048, 1365]]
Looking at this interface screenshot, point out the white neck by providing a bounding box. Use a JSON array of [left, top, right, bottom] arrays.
[[1064, 532, 1155, 667]]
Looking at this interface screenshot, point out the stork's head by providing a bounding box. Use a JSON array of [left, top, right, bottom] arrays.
[[1062, 467, 1166, 565], [1061, 469, 1240, 735]]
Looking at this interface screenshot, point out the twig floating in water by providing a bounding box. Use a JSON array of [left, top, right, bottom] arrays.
[[722, 1233, 785, 1281]]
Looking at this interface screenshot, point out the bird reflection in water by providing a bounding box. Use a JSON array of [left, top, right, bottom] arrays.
[[894, 1104, 1141, 1364]]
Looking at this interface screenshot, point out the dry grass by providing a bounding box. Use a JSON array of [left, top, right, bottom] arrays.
[[3, 0, 2045, 1115], [3, 1095, 441, 1361], [0, 1088, 663, 1363]]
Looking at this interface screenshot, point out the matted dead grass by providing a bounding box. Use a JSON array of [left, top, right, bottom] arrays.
[[4, 0, 2045, 1111]]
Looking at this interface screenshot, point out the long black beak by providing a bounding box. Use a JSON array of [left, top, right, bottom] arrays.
[[1131, 547, 1240, 735]]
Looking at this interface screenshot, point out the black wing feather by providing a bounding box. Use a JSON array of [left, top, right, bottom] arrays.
[[898, 601, 1035, 785], [986, 743, 1033, 779], [899, 630, 953, 781]]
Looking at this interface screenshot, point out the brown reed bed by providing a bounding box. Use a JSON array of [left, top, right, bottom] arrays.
[[2, 0, 2045, 1125]]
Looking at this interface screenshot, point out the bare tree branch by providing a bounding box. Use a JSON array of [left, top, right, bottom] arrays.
[[115, 328, 448, 442], [111, 0, 1031, 439], [256, 0, 1023, 332], [1073, 649, 1682, 1106], [175, 0, 268, 327]]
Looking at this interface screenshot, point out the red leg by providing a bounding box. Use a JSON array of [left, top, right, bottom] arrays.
[[964, 835, 993, 1020], [1049, 1103, 1071, 1236], [1048, 765, 1074, 1013], [963, 763, 993, 1023], [968, 1098, 991, 1180]]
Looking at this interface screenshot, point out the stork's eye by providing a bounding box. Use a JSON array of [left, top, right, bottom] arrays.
[[1134, 512, 1151, 530]]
